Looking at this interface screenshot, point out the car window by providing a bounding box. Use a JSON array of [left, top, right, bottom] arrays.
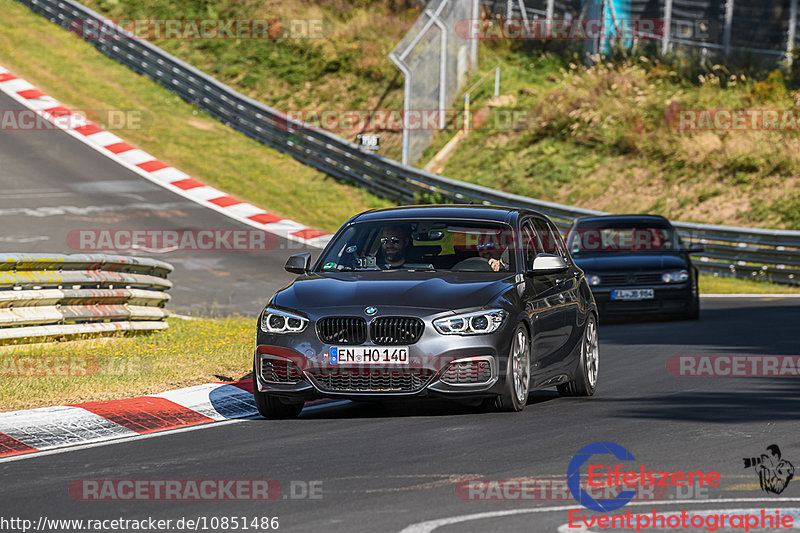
[[520, 220, 540, 270], [316, 219, 517, 272], [546, 220, 570, 260], [568, 220, 680, 254], [532, 218, 569, 259]]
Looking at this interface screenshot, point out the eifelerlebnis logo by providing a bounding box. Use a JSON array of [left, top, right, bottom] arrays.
[[744, 444, 795, 495]]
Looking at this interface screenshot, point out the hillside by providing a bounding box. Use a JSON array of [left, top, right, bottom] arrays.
[[78, 0, 418, 161], [425, 45, 800, 230]]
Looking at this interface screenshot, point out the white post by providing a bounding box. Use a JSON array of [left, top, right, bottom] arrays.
[[661, 0, 672, 55], [389, 53, 411, 165], [494, 67, 500, 100], [789, 0, 798, 66], [517, 0, 529, 30], [723, 0, 734, 56], [426, 9, 447, 130], [470, 0, 479, 72], [464, 93, 471, 132]]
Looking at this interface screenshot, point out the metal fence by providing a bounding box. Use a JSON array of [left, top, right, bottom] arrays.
[[486, 0, 800, 64], [0, 253, 172, 343], [17, 0, 800, 286], [389, 0, 479, 165]]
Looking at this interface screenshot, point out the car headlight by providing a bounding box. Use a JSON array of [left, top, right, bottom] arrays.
[[260, 307, 308, 334], [434, 310, 507, 335], [662, 270, 689, 283], [586, 274, 601, 286]]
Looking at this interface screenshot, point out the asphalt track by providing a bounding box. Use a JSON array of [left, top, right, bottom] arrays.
[[0, 90, 316, 316], [1, 296, 798, 532]]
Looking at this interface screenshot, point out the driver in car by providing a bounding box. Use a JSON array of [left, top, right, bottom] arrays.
[[477, 233, 509, 272], [380, 225, 411, 269]]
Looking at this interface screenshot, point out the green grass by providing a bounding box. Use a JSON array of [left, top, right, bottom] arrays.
[[77, 0, 417, 161], [0, 0, 392, 232], [699, 274, 800, 294], [0, 317, 254, 412], [425, 44, 800, 231]]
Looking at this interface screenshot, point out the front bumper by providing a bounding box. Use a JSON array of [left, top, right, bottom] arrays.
[[253, 308, 514, 401], [590, 282, 694, 316]]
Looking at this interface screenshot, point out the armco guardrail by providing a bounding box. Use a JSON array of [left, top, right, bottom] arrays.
[[0, 254, 172, 342], [17, 0, 800, 286]]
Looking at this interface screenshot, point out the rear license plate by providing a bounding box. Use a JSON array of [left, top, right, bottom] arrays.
[[330, 346, 409, 365], [611, 288, 654, 301]]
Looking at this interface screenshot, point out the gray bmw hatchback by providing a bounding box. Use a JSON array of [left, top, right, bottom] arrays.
[[253, 205, 599, 418]]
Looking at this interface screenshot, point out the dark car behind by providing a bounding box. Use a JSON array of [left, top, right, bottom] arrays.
[[565, 215, 701, 320]]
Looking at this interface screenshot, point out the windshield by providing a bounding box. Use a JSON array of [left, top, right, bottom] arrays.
[[316, 219, 516, 273], [567, 221, 680, 255]]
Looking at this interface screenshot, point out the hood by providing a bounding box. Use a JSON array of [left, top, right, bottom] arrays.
[[573, 253, 688, 272], [273, 271, 516, 312]]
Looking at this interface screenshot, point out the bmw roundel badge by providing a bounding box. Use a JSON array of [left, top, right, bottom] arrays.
[[365, 306, 377, 315]]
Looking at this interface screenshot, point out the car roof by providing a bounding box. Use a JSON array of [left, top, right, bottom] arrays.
[[350, 205, 544, 225], [570, 214, 673, 227]]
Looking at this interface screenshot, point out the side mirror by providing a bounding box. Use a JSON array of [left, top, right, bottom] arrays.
[[285, 252, 312, 275], [526, 254, 569, 276], [682, 244, 705, 254]]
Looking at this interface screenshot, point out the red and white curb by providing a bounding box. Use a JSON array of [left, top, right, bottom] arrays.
[[0, 64, 332, 249], [0, 380, 257, 459], [0, 379, 343, 461]]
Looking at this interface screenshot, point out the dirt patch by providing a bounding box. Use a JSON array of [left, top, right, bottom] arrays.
[[188, 119, 216, 131]]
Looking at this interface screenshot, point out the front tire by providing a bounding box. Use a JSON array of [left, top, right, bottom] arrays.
[[253, 363, 303, 419], [558, 314, 598, 397], [684, 292, 700, 320], [496, 323, 530, 412]]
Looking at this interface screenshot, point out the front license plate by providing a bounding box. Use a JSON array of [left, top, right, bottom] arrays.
[[330, 346, 409, 365], [611, 288, 654, 301]]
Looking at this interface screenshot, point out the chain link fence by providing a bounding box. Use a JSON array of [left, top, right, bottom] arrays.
[[389, 0, 479, 166], [484, 0, 800, 65]]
